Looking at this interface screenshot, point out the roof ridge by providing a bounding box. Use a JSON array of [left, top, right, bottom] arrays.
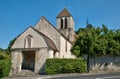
[[57, 8, 72, 18], [32, 27, 58, 51], [34, 16, 72, 44], [32, 26, 53, 42], [39, 17, 72, 44], [35, 16, 60, 33]]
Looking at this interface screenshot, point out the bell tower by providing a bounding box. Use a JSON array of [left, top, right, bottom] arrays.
[[56, 8, 75, 42]]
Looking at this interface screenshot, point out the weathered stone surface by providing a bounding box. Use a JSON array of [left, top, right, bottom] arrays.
[[11, 27, 48, 49], [34, 17, 60, 51], [11, 8, 75, 75], [89, 55, 120, 72], [57, 17, 75, 42]]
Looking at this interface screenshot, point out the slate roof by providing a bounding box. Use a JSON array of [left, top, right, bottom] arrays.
[[57, 8, 71, 18]]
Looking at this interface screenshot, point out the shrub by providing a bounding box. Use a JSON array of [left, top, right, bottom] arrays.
[[45, 58, 87, 74], [0, 53, 11, 78], [0, 59, 11, 78], [0, 53, 9, 60]]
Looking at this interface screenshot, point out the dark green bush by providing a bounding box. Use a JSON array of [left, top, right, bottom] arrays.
[[0, 52, 11, 78], [0, 53, 9, 60], [45, 58, 87, 74], [0, 59, 11, 78]]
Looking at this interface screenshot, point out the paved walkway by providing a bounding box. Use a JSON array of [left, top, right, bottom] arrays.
[[3, 71, 120, 79]]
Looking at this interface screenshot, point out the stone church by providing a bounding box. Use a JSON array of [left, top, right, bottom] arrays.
[[11, 8, 75, 74]]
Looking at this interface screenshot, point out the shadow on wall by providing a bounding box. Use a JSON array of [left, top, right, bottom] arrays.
[[39, 63, 46, 75], [89, 55, 120, 72]]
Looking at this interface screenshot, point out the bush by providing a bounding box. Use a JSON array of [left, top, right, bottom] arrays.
[[0, 53, 9, 60], [45, 58, 87, 74], [0, 59, 11, 78], [0, 53, 11, 78]]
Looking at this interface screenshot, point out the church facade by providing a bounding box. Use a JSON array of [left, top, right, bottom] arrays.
[[11, 8, 75, 74]]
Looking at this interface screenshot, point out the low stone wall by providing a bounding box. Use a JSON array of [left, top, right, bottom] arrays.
[[89, 55, 120, 72]]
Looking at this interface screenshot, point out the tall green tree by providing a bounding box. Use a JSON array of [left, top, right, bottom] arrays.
[[71, 25, 120, 57]]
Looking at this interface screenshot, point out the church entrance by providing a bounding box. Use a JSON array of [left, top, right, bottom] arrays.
[[22, 51, 35, 71]]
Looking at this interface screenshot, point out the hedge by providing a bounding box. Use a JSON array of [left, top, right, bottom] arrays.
[[45, 58, 87, 74]]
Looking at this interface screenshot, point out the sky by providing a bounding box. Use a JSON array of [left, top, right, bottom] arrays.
[[0, 0, 120, 49]]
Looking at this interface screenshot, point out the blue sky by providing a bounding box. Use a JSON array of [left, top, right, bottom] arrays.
[[0, 0, 120, 49]]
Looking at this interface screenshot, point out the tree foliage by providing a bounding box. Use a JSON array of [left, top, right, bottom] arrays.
[[71, 25, 120, 57], [7, 37, 16, 53]]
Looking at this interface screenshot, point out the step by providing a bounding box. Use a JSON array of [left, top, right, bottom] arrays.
[[16, 70, 36, 77]]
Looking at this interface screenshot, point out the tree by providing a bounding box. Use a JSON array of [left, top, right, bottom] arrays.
[[71, 27, 96, 57], [7, 37, 16, 53], [71, 25, 120, 57]]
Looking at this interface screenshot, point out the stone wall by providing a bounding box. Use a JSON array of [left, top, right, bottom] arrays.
[[66, 41, 76, 58], [11, 50, 18, 75], [11, 48, 49, 75], [34, 17, 60, 50], [57, 17, 75, 42], [59, 36, 66, 58], [11, 50, 23, 75], [57, 17, 74, 30], [89, 55, 120, 72], [34, 48, 49, 74], [12, 27, 48, 49], [60, 36, 75, 58]]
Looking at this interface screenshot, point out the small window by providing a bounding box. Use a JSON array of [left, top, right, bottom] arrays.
[[65, 40, 67, 52], [61, 19, 63, 29], [27, 36, 31, 48], [25, 35, 33, 48], [65, 18, 67, 29], [53, 51, 56, 58]]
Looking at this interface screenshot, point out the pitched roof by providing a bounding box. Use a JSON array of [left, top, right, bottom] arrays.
[[12, 26, 58, 51], [32, 27, 58, 51], [35, 16, 73, 44], [38, 16, 72, 43], [57, 8, 71, 18]]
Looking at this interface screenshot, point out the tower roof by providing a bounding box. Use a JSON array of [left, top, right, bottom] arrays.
[[57, 8, 72, 18]]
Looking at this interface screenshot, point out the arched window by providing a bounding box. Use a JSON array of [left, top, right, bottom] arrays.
[[61, 19, 63, 29], [27, 36, 31, 48], [65, 18, 67, 29], [25, 35, 33, 48]]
